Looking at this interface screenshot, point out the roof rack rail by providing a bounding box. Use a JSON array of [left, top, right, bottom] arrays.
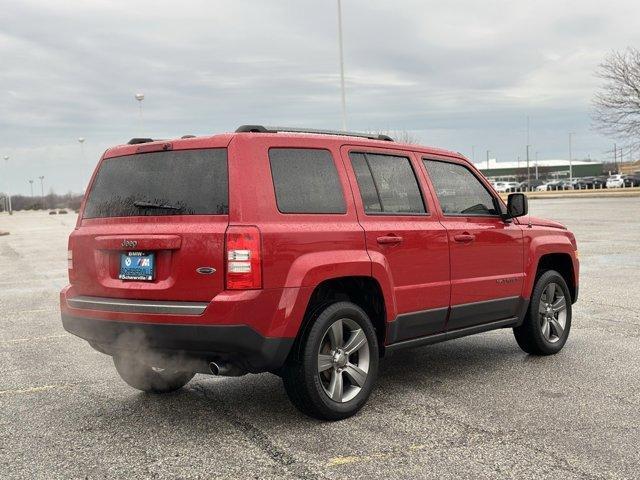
[[127, 138, 155, 145], [235, 125, 394, 142]]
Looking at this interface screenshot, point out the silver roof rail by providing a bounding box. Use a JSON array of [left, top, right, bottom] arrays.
[[235, 125, 394, 142]]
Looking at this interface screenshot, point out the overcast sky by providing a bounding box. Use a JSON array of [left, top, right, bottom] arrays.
[[2, 0, 639, 195]]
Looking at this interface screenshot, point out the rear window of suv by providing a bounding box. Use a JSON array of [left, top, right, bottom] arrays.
[[83, 148, 228, 218]]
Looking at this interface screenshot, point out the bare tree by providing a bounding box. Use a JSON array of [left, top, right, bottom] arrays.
[[593, 48, 640, 146], [392, 130, 421, 144], [370, 130, 421, 144]]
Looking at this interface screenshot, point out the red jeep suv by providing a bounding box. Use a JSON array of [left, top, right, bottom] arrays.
[[61, 125, 579, 420]]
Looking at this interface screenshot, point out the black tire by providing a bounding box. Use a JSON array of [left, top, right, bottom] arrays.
[[113, 355, 194, 393], [514, 270, 572, 355], [282, 301, 379, 421]]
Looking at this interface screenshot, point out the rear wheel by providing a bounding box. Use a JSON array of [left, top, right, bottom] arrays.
[[113, 355, 194, 393], [514, 270, 572, 355], [282, 301, 379, 420]]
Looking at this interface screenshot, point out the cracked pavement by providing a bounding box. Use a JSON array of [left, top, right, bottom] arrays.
[[1, 197, 639, 479]]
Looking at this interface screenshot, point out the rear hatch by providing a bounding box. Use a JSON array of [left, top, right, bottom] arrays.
[[69, 146, 229, 302]]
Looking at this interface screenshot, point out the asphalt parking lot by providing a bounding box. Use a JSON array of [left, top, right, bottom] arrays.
[[1, 197, 639, 479]]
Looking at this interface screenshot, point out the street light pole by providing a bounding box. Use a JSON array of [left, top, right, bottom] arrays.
[[526, 144, 531, 191], [78, 137, 87, 185], [3, 155, 11, 215], [28, 179, 34, 197], [38, 176, 45, 209], [486, 150, 490, 170], [568, 132, 575, 182], [78, 137, 85, 162], [337, 0, 347, 131], [525, 116, 531, 191], [135, 93, 145, 134]]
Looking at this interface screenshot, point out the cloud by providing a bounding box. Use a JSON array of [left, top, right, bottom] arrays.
[[1, 0, 639, 194]]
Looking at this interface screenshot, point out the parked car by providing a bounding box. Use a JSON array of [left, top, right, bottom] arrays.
[[572, 177, 605, 189], [494, 181, 520, 192], [60, 126, 579, 420], [607, 174, 639, 188], [518, 179, 544, 191], [572, 177, 593, 189], [546, 180, 576, 191], [537, 180, 563, 191], [606, 174, 625, 188], [623, 175, 640, 187]]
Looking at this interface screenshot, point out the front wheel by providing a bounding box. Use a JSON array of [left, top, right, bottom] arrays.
[[514, 270, 572, 355], [282, 301, 379, 420], [113, 355, 194, 393]]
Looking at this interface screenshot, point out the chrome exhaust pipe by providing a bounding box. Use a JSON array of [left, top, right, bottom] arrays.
[[209, 361, 246, 377]]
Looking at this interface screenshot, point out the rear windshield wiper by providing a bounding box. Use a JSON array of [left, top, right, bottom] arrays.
[[133, 201, 182, 211]]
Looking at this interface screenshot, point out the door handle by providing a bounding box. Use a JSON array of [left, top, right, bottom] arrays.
[[453, 233, 475, 243], [377, 235, 403, 245]]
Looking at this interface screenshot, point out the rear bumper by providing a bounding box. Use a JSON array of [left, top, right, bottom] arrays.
[[62, 314, 294, 373], [60, 284, 313, 338]]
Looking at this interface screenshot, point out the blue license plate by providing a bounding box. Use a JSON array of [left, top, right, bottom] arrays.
[[119, 252, 155, 281]]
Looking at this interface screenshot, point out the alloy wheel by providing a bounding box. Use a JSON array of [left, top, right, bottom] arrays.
[[538, 282, 567, 343], [317, 318, 370, 403]]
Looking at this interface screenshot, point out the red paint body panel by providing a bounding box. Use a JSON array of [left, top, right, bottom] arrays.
[[226, 135, 369, 291], [62, 131, 579, 351], [440, 216, 524, 305], [523, 227, 579, 300], [339, 145, 450, 322], [69, 216, 228, 302]]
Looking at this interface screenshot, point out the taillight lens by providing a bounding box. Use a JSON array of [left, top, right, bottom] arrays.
[[225, 226, 262, 290], [67, 248, 75, 283]]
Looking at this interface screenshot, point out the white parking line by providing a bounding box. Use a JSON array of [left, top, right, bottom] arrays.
[[0, 384, 73, 396], [0, 334, 67, 345], [327, 444, 429, 467]]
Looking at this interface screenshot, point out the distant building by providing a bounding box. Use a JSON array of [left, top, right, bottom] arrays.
[[620, 160, 640, 175], [474, 159, 603, 180]]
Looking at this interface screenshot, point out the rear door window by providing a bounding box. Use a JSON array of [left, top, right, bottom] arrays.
[[349, 152, 426, 214], [269, 148, 346, 214], [423, 159, 498, 216], [84, 148, 228, 218]]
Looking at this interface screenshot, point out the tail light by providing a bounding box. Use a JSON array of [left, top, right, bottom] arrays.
[[67, 248, 76, 283], [225, 226, 262, 290]]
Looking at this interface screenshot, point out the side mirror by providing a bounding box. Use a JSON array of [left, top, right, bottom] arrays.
[[507, 193, 528, 218]]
